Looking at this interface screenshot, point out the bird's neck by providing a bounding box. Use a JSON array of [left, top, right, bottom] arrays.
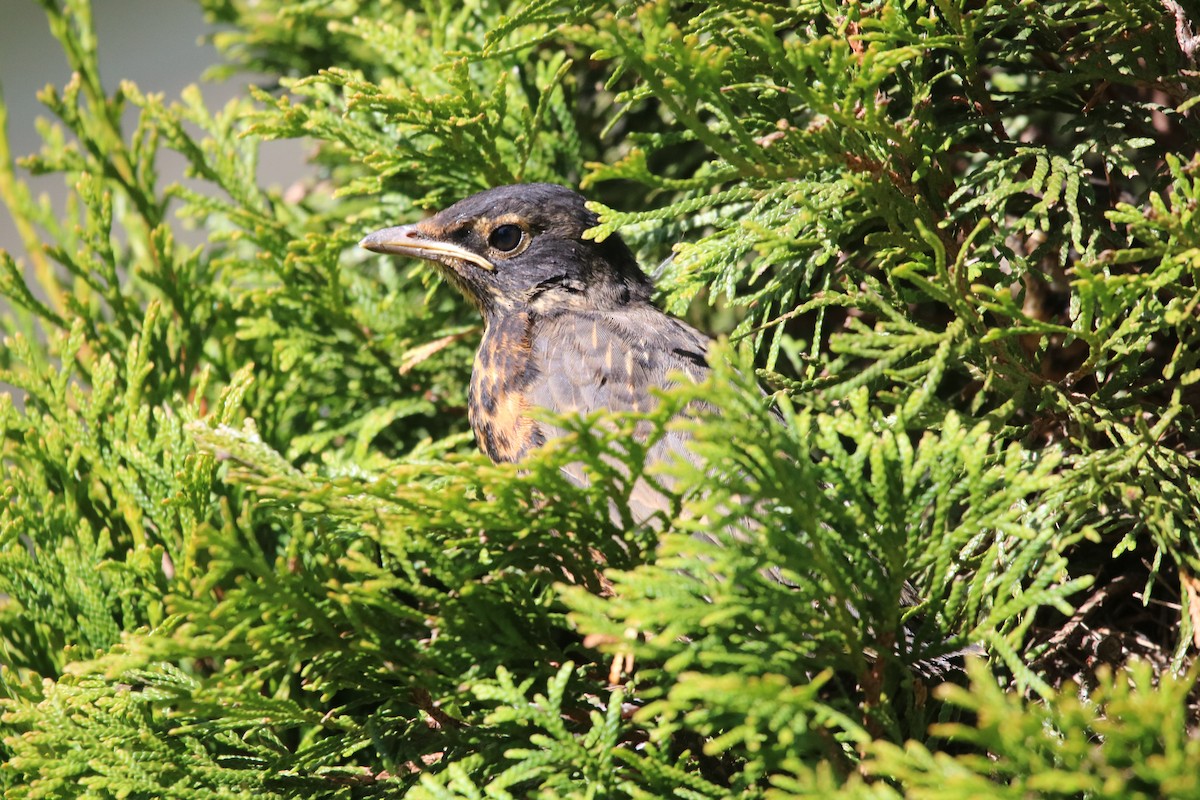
[[480, 309, 534, 342], [470, 311, 542, 463]]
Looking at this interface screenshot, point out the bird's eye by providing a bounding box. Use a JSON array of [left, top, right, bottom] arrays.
[[488, 224, 525, 253]]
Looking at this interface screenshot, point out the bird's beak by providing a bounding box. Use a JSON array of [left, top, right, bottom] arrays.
[[359, 224, 494, 272]]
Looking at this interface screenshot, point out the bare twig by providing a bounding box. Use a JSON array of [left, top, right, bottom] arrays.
[[1164, 0, 1200, 61]]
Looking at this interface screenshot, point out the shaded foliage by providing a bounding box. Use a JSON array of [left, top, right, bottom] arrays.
[[1, 0, 1198, 797]]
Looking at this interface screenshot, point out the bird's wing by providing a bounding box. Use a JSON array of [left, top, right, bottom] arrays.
[[526, 307, 712, 522]]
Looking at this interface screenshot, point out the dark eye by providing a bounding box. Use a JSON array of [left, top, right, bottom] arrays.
[[488, 224, 524, 253]]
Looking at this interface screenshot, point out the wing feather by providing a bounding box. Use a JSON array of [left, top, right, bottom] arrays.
[[527, 307, 711, 522]]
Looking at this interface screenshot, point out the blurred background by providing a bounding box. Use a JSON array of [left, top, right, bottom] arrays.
[[0, 0, 304, 260]]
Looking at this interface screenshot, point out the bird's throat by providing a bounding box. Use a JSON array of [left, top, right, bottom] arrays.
[[469, 312, 543, 462]]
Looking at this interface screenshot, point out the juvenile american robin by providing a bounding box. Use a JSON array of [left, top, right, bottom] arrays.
[[361, 183, 976, 675], [360, 183, 711, 520]]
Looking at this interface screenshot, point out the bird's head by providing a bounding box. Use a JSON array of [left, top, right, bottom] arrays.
[[360, 183, 653, 319]]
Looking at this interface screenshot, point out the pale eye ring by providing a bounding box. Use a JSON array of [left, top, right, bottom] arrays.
[[488, 224, 525, 253]]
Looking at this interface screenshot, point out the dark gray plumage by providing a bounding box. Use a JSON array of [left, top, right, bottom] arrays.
[[360, 183, 711, 520]]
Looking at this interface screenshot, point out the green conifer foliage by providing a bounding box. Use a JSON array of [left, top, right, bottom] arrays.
[[1, 0, 1198, 796]]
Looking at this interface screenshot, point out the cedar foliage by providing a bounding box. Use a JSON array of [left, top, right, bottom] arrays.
[[1, 0, 1199, 796]]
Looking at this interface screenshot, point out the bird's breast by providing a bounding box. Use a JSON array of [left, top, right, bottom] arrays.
[[469, 314, 543, 463]]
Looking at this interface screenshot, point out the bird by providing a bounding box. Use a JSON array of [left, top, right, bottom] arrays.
[[359, 182, 712, 522], [360, 183, 977, 676]]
